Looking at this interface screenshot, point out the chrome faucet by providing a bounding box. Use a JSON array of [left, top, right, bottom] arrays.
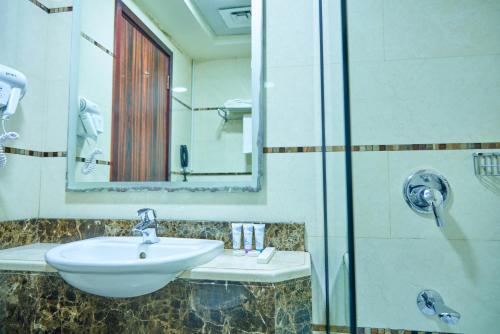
[[403, 170, 450, 227], [133, 208, 159, 244], [417, 290, 461, 325]]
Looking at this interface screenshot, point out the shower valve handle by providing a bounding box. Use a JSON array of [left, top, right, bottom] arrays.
[[421, 188, 445, 227]]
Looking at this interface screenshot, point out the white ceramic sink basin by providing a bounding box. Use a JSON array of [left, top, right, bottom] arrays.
[[45, 237, 223, 298]]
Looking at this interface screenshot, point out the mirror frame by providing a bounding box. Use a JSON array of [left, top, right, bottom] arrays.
[[66, 0, 265, 192]]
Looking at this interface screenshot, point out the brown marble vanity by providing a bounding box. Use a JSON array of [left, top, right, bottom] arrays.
[[0, 219, 311, 334]]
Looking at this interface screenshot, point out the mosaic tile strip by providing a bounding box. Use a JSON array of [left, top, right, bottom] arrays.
[[28, 0, 72, 14], [264, 142, 500, 154], [75, 157, 111, 166], [3, 147, 66, 158], [193, 107, 223, 111], [311, 324, 460, 334], [5, 142, 500, 159], [80, 32, 115, 57], [173, 96, 192, 110], [171, 171, 252, 176], [0, 219, 306, 251]]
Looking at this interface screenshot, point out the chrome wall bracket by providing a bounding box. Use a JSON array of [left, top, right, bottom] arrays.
[[403, 170, 450, 227]]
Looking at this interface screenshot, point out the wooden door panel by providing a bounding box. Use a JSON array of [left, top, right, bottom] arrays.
[[111, 1, 171, 182]]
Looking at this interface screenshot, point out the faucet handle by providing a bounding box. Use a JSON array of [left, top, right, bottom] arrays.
[[403, 170, 450, 228], [137, 208, 157, 222], [421, 188, 446, 227]]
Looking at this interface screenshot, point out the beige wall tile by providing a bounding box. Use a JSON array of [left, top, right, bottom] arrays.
[[355, 237, 500, 334], [384, 0, 500, 60], [350, 55, 500, 145], [0, 155, 41, 221]]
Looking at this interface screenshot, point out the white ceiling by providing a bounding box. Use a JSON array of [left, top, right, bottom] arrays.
[[133, 0, 251, 60]]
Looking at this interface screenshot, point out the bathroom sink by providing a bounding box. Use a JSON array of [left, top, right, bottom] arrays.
[[45, 237, 223, 298]]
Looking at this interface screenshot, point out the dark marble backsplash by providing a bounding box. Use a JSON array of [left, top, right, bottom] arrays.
[[0, 219, 305, 251], [0, 272, 311, 334]]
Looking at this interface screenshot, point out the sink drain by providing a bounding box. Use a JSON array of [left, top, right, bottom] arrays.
[[139, 251, 147, 259]]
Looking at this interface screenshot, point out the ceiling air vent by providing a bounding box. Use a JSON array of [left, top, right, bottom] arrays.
[[219, 6, 251, 29]]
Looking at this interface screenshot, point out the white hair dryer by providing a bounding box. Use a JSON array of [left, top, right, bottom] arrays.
[[0, 64, 27, 120], [0, 64, 26, 168]]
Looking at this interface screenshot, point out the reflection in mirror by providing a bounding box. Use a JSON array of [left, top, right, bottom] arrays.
[[68, 0, 263, 191]]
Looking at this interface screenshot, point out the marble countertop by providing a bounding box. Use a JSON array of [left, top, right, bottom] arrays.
[[180, 249, 310, 282], [0, 244, 310, 283], [0, 243, 58, 272]]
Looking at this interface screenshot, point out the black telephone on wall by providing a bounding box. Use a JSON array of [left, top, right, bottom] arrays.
[[180, 145, 189, 182]]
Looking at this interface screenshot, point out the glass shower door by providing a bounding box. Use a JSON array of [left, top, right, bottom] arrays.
[[323, 0, 500, 333]]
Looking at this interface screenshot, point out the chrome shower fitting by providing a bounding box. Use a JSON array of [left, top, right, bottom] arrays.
[[403, 170, 450, 227], [417, 290, 461, 325]]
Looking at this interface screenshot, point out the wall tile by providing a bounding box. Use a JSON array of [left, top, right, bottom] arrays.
[[266, 0, 316, 68], [350, 55, 500, 145], [265, 65, 321, 147], [0, 155, 40, 221], [352, 152, 391, 238], [355, 237, 500, 334], [384, 0, 500, 60], [45, 11, 72, 82]]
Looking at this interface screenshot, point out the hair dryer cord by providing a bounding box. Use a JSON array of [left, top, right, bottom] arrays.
[[81, 148, 103, 175], [0, 120, 19, 168]]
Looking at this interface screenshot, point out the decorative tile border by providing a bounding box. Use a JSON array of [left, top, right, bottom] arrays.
[[311, 324, 460, 334], [193, 107, 223, 111], [173, 96, 192, 110], [80, 32, 115, 57], [75, 157, 111, 166], [171, 171, 251, 176], [3, 147, 66, 158], [28, 0, 72, 14], [5, 142, 500, 160], [48, 5, 73, 14], [264, 142, 500, 154]]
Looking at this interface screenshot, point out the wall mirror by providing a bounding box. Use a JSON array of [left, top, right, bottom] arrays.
[[67, 0, 264, 191]]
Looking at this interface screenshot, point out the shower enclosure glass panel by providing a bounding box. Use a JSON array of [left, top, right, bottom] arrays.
[[323, 1, 500, 333]]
